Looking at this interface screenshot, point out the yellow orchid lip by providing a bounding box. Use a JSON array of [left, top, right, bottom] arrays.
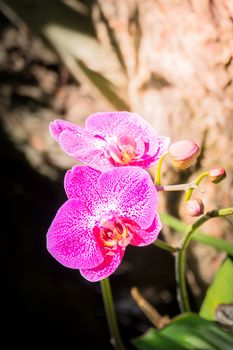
[[99, 218, 131, 251], [121, 151, 133, 164], [107, 135, 137, 165]]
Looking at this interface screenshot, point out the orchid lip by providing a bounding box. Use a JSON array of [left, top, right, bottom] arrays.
[[97, 217, 133, 253], [106, 135, 138, 165]]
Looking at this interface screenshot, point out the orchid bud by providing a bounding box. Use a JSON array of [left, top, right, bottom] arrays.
[[168, 140, 199, 169], [185, 198, 204, 217], [208, 168, 226, 184]]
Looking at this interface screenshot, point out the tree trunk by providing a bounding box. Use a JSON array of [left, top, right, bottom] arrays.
[[2, 0, 233, 296]]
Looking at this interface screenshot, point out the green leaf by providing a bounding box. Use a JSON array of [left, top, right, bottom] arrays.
[[133, 313, 233, 350], [199, 257, 233, 320]]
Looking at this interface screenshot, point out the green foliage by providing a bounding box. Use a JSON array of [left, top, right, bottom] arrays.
[[200, 257, 233, 320], [160, 213, 233, 256], [133, 313, 233, 350]]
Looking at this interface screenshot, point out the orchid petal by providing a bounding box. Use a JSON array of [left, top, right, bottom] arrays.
[[80, 247, 125, 282], [60, 130, 112, 171], [75, 147, 113, 171], [50, 119, 112, 171], [86, 111, 158, 152], [64, 166, 101, 214], [130, 213, 162, 246], [157, 136, 170, 158], [47, 199, 104, 269], [97, 167, 157, 229], [49, 119, 83, 142]]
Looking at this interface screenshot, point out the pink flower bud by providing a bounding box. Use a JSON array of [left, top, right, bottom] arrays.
[[168, 140, 199, 169], [185, 198, 204, 217], [208, 168, 226, 184]]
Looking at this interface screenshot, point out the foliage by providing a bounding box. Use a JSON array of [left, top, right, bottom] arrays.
[[133, 313, 233, 350], [200, 257, 233, 321]]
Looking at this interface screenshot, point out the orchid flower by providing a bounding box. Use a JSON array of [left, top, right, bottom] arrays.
[[46, 166, 161, 281], [49, 111, 170, 171]]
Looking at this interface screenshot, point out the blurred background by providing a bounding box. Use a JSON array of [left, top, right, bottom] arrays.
[[1, 0, 233, 348]]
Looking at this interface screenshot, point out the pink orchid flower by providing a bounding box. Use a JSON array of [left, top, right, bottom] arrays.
[[46, 166, 161, 281], [49, 111, 170, 171]]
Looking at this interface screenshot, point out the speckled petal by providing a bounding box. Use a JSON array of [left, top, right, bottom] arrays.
[[130, 136, 170, 168], [97, 166, 157, 229], [64, 166, 102, 214], [75, 147, 113, 171], [157, 136, 170, 159], [49, 119, 84, 142], [80, 246, 125, 282], [130, 154, 158, 168], [86, 111, 159, 152], [47, 199, 104, 269], [60, 130, 113, 171], [130, 213, 162, 246], [49, 119, 112, 171]]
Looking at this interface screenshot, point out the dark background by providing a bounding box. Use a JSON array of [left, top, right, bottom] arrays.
[[1, 123, 178, 348]]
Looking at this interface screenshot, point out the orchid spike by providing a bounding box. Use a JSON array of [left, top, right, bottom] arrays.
[[46, 166, 162, 281], [49, 112, 170, 171]]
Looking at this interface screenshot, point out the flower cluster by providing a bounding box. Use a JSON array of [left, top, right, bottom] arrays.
[[47, 112, 168, 281], [46, 111, 226, 281]]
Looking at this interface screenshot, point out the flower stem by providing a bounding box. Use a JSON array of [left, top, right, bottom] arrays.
[[160, 212, 233, 256], [175, 207, 233, 312], [154, 238, 178, 253], [156, 182, 199, 192], [184, 171, 208, 202], [100, 278, 126, 350], [154, 152, 168, 185]]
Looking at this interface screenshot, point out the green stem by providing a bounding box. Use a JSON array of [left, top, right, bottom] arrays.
[[100, 278, 126, 350], [154, 152, 168, 185], [175, 207, 233, 312], [154, 238, 178, 253], [160, 212, 233, 256], [184, 171, 208, 202]]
